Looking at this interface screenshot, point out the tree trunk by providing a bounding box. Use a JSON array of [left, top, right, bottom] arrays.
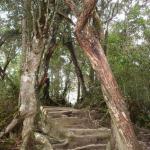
[[37, 37, 56, 106], [19, 0, 53, 149], [20, 19, 45, 150], [19, 50, 41, 150], [0, 0, 57, 149], [65, 40, 87, 98], [62, 68, 70, 99], [89, 66, 95, 92], [19, 1, 36, 149], [77, 80, 81, 102], [76, 19, 141, 150], [64, 0, 141, 149], [37, 14, 62, 105]]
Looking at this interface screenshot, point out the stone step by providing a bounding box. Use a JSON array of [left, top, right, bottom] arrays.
[[68, 144, 106, 150], [42, 106, 150, 150], [42, 107, 78, 113], [139, 141, 150, 150], [66, 134, 109, 149], [42, 106, 75, 111], [46, 110, 85, 118], [138, 134, 150, 143], [52, 134, 108, 150], [47, 110, 80, 117], [53, 143, 106, 150], [52, 139, 69, 150], [42, 107, 88, 118], [41, 106, 79, 116], [49, 117, 90, 128], [65, 125, 92, 129], [68, 128, 110, 137], [138, 133, 150, 137]]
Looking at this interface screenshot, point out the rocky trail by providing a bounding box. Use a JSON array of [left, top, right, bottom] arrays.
[[41, 106, 150, 150]]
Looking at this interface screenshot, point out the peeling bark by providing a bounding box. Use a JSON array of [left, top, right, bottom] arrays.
[[64, 0, 141, 149]]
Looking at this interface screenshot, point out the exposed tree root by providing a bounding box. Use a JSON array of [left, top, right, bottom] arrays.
[[0, 110, 54, 150], [34, 132, 53, 150], [0, 111, 35, 139], [0, 113, 22, 138], [52, 139, 69, 149]]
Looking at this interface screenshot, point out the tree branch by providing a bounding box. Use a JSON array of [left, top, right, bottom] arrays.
[[76, 0, 97, 32], [64, 0, 79, 16], [0, 29, 20, 47], [64, 0, 97, 32], [57, 11, 75, 25]]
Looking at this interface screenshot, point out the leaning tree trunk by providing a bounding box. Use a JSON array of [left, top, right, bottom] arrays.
[[65, 40, 87, 99], [64, 0, 141, 150]]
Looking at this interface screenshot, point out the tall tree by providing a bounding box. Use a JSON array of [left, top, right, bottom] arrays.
[[0, 0, 58, 149], [64, 0, 141, 149], [65, 38, 87, 100]]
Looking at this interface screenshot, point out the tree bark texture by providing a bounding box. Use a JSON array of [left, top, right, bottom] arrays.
[[64, 0, 141, 149], [20, 17, 45, 150], [19, 0, 57, 149]]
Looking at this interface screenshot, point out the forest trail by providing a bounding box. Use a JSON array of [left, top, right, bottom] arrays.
[[41, 106, 150, 150]]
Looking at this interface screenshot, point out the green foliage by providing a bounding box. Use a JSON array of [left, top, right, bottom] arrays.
[[108, 26, 150, 128]]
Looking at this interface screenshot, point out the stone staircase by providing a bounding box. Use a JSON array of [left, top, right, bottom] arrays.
[[137, 128, 150, 150], [41, 106, 150, 150]]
